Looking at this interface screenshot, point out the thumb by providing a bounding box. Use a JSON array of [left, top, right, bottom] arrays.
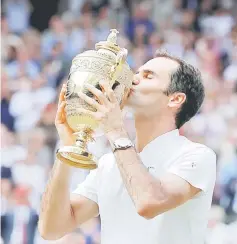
[[55, 101, 66, 124]]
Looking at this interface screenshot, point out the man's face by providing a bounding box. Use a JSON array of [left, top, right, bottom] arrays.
[[126, 57, 180, 116]]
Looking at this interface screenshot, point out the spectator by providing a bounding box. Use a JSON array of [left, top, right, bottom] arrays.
[[11, 150, 46, 244], [3, 0, 32, 35], [125, 2, 155, 43], [1, 72, 15, 132], [1, 166, 14, 244]]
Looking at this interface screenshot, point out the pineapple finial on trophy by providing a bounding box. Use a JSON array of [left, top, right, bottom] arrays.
[[107, 29, 119, 44]]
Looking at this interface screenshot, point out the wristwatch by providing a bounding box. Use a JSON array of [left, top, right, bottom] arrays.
[[112, 138, 133, 152]]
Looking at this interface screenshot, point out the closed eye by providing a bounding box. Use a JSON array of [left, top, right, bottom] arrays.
[[135, 69, 155, 79], [144, 72, 153, 79]]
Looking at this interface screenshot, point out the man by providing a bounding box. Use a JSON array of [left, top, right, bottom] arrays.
[[38, 50, 216, 244]]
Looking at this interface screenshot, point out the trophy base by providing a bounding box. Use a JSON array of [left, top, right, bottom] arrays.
[[56, 146, 97, 170]]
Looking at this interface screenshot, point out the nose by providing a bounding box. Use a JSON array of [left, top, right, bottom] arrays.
[[132, 80, 140, 85]]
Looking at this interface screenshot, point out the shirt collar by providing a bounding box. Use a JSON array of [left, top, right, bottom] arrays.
[[139, 129, 180, 156]]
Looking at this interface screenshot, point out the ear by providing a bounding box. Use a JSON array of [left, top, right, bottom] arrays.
[[168, 93, 186, 109]]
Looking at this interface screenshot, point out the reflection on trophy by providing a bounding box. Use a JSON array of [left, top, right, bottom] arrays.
[[56, 29, 134, 169]]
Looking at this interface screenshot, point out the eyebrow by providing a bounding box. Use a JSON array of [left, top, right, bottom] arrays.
[[136, 68, 157, 76]]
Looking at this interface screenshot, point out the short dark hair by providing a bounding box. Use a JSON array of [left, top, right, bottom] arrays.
[[155, 50, 205, 129]]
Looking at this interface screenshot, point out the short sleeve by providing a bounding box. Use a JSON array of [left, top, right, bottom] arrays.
[[73, 167, 99, 204], [168, 147, 217, 193], [72, 153, 110, 204]]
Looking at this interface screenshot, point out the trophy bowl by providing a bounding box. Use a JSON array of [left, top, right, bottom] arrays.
[[56, 29, 134, 169]]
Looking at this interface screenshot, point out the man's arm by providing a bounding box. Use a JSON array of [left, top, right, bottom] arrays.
[[39, 84, 99, 240], [38, 159, 99, 240], [106, 129, 212, 219]]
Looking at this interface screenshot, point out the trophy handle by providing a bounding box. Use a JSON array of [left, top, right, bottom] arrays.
[[116, 48, 128, 66], [110, 48, 128, 80]]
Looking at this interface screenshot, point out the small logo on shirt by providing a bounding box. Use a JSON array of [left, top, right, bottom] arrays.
[[147, 166, 155, 172], [191, 162, 196, 168]]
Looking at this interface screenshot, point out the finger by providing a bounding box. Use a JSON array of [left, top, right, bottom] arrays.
[[75, 108, 105, 123], [78, 91, 103, 110], [85, 83, 109, 105], [56, 101, 66, 124], [58, 84, 66, 107], [99, 81, 117, 103]]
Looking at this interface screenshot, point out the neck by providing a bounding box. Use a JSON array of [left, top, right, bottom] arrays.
[[134, 113, 176, 152]]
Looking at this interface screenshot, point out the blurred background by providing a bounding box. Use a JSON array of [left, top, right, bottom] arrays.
[[1, 0, 237, 243]]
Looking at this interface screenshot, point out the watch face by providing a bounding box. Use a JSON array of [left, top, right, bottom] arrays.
[[117, 138, 132, 147], [113, 138, 133, 152], [119, 138, 129, 146]]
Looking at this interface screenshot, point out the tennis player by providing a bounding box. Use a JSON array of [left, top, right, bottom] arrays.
[[38, 51, 216, 244]]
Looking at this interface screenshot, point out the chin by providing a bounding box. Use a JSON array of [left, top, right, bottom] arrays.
[[125, 98, 136, 108], [126, 92, 138, 103], [124, 101, 143, 113]]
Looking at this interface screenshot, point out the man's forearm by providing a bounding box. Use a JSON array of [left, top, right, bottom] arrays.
[[106, 129, 164, 213], [38, 159, 75, 239]]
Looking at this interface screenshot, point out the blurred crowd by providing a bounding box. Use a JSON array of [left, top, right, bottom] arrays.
[[1, 0, 237, 243]]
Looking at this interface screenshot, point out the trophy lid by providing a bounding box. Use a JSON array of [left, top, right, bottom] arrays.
[[95, 29, 121, 54]]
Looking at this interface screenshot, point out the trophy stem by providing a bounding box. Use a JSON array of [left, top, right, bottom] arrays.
[[56, 127, 97, 169], [74, 128, 93, 150]]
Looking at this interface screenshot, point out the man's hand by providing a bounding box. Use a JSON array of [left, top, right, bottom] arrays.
[[77, 81, 125, 134], [55, 84, 75, 146]]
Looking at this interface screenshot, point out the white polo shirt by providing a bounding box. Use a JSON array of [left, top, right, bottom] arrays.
[[73, 129, 216, 244]]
